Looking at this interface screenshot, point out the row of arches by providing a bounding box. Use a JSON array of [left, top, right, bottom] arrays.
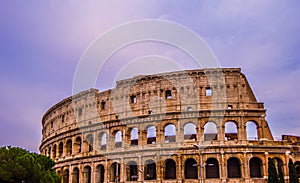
[[45, 121, 259, 158], [58, 156, 266, 183]]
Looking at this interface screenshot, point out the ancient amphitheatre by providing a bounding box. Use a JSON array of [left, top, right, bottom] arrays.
[[40, 68, 300, 183]]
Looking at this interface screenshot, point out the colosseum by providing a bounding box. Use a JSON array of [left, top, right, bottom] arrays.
[[40, 68, 300, 183]]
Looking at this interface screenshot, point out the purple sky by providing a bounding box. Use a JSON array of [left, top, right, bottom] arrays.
[[0, 1, 300, 152]]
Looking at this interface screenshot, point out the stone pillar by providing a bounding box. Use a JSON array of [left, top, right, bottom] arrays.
[[243, 152, 249, 182], [285, 151, 291, 181], [177, 154, 182, 183], [120, 158, 125, 183], [264, 152, 269, 179], [218, 125, 225, 144], [138, 156, 143, 182], [220, 151, 226, 182], [104, 159, 108, 183]]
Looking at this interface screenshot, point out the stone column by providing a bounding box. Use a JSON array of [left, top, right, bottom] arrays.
[[138, 156, 143, 182], [220, 151, 226, 182], [264, 152, 269, 179], [177, 154, 182, 183], [120, 158, 125, 183], [243, 152, 249, 182]]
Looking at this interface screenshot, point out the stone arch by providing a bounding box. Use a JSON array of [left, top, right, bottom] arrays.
[[48, 146, 51, 157], [85, 134, 94, 152], [62, 169, 69, 183], [184, 158, 198, 179], [110, 162, 120, 182], [74, 136, 82, 153], [95, 164, 105, 183], [144, 159, 156, 180], [130, 127, 138, 146], [273, 157, 284, 174], [127, 161, 138, 181], [249, 157, 263, 178], [204, 121, 218, 141], [225, 121, 238, 140], [147, 125, 156, 144], [58, 142, 63, 157], [52, 144, 57, 158], [184, 122, 197, 140], [164, 158, 176, 179], [57, 170, 61, 177], [114, 130, 122, 148], [246, 121, 258, 140], [227, 157, 241, 178], [72, 167, 80, 183], [99, 132, 107, 150], [164, 123, 176, 143], [205, 158, 219, 178], [65, 139, 72, 156], [83, 166, 91, 183]]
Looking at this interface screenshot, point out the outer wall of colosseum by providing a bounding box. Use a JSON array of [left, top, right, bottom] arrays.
[[40, 68, 300, 183]]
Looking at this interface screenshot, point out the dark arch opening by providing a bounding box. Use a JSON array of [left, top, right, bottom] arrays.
[[83, 166, 91, 183], [165, 159, 176, 179], [96, 164, 105, 183], [185, 158, 198, 179], [72, 167, 79, 183], [62, 169, 69, 183], [227, 157, 241, 178], [250, 157, 263, 178], [144, 160, 156, 180], [110, 162, 120, 182], [127, 161, 138, 181], [206, 158, 219, 178]]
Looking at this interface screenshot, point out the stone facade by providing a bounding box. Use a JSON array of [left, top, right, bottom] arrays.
[[40, 68, 300, 183]]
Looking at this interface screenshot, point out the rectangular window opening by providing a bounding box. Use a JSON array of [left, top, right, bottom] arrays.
[[165, 90, 172, 99], [206, 87, 212, 96], [130, 95, 137, 104]]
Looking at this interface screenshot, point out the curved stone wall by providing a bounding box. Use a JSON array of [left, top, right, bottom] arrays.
[[40, 68, 300, 183]]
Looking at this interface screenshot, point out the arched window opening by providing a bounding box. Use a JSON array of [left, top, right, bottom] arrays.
[[72, 167, 80, 183], [130, 128, 138, 146], [227, 157, 241, 178], [273, 157, 284, 174], [96, 164, 105, 183], [144, 160, 156, 180], [225, 122, 238, 140], [86, 134, 94, 152], [58, 142, 63, 157], [83, 166, 91, 183], [165, 159, 176, 179], [246, 121, 258, 140], [127, 161, 138, 181], [62, 169, 69, 183], [206, 158, 219, 178], [164, 124, 176, 143], [249, 157, 263, 178], [185, 158, 198, 179], [100, 133, 107, 150], [110, 162, 120, 182], [52, 144, 57, 158], [48, 147, 51, 157], [184, 123, 197, 140], [65, 139, 72, 156], [294, 161, 300, 178], [57, 170, 61, 177], [75, 137, 82, 153], [204, 122, 218, 141], [115, 130, 122, 148], [147, 126, 156, 144]]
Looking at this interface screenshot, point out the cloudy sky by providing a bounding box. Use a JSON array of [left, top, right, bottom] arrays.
[[0, 1, 299, 152]]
